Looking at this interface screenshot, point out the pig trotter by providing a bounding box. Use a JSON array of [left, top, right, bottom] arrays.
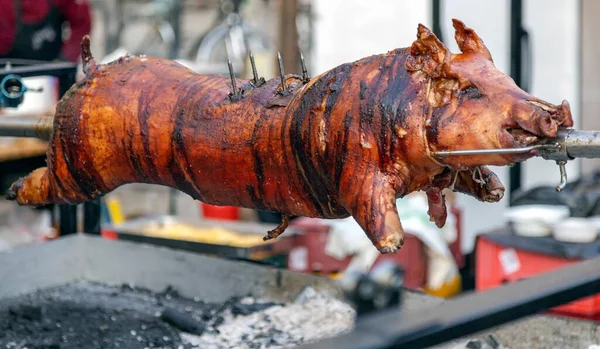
[[263, 214, 290, 241], [346, 175, 405, 254], [426, 166, 503, 228], [5, 177, 24, 201], [6, 168, 53, 206]]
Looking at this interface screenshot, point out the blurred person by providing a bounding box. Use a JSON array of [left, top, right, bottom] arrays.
[[0, 0, 91, 63]]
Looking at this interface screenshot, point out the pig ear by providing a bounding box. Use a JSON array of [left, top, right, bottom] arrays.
[[405, 23, 452, 78], [452, 19, 493, 62]]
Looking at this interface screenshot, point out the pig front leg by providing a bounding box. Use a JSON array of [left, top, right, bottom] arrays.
[[342, 173, 405, 254], [425, 166, 504, 228], [451, 166, 505, 202]]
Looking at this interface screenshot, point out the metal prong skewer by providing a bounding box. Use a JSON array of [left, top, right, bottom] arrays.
[[227, 59, 239, 98], [300, 52, 310, 83], [277, 52, 287, 92], [249, 51, 260, 85]]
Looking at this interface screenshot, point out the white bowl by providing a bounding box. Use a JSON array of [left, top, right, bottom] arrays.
[[504, 205, 570, 237], [589, 216, 600, 231], [553, 218, 598, 243]]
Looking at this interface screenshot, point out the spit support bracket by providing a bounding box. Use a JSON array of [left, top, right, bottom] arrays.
[[432, 128, 600, 192]]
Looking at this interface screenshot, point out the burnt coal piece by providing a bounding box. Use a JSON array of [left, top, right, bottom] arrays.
[[0, 281, 280, 349]]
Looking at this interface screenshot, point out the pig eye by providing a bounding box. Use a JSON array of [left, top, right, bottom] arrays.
[[459, 86, 483, 99]]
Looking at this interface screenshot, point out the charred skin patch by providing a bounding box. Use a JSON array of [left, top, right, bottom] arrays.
[[6, 177, 24, 200], [287, 62, 353, 217], [359, 80, 367, 99]]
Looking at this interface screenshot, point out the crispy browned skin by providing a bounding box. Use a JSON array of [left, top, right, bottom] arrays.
[[7, 19, 574, 253]]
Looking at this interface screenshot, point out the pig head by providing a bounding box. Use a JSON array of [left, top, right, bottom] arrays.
[[349, 19, 574, 253], [403, 19, 573, 228], [406, 19, 574, 169]]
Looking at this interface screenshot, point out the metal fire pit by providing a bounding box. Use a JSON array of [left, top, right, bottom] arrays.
[[0, 234, 353, 349], [0, 234, 339, 303], [2, 233, 599, 349]]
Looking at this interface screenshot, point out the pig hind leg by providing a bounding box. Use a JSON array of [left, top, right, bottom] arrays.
[[7, 164, 103, 207], [7, 168, 59, 206]]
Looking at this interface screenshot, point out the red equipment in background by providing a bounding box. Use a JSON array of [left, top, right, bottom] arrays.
[[201, 204, 239, 221], [476, 235, 600, 320]]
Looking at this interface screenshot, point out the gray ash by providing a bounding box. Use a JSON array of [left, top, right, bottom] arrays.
[[0, 281, 285, 349], [182, 286, 356, 349]]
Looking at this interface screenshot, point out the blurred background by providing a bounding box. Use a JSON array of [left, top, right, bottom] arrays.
[[1, 0, 599, 316]]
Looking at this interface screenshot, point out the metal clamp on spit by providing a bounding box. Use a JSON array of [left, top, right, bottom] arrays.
[[433, 128, 600, 192], [0, 74, 44, 109], [0, 61, 45, 109]]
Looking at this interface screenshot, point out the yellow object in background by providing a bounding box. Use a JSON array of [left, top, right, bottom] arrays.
[[105, 197, 125, 225], [138, 221, 268, 248], [423, 274, 462, 298], [244, 52, 276, 80], [325, 272, 344, 280]]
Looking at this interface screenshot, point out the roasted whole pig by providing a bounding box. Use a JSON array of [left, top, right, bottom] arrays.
[[6, 19, 573, 253]]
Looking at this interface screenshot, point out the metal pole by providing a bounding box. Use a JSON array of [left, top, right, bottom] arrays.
[[170, 0, 182, 60], [432, 0, 443, 40], [59, 204, 77, 236], [279, 0, 300, 73], [0, 61, 77, 79], [0, 116, 53, 140], [83, 199, 102, 235], [509, 0, 524, 202]]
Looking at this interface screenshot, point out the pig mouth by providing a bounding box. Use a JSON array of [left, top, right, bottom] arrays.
[[505, 127, 539, 147]]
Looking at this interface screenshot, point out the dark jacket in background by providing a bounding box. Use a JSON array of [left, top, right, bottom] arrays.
[[0, 0, 91, 62]]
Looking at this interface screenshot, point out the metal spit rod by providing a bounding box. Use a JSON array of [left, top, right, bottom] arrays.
[[431, 128, 600, 161], [554, 128, 600, 160], [431, 128, 600, 191], [0, 115, 53, 140], [2, 119, 600, 161]]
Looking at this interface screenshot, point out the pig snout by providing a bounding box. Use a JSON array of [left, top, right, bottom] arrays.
[[511, 99, 573, 138]]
